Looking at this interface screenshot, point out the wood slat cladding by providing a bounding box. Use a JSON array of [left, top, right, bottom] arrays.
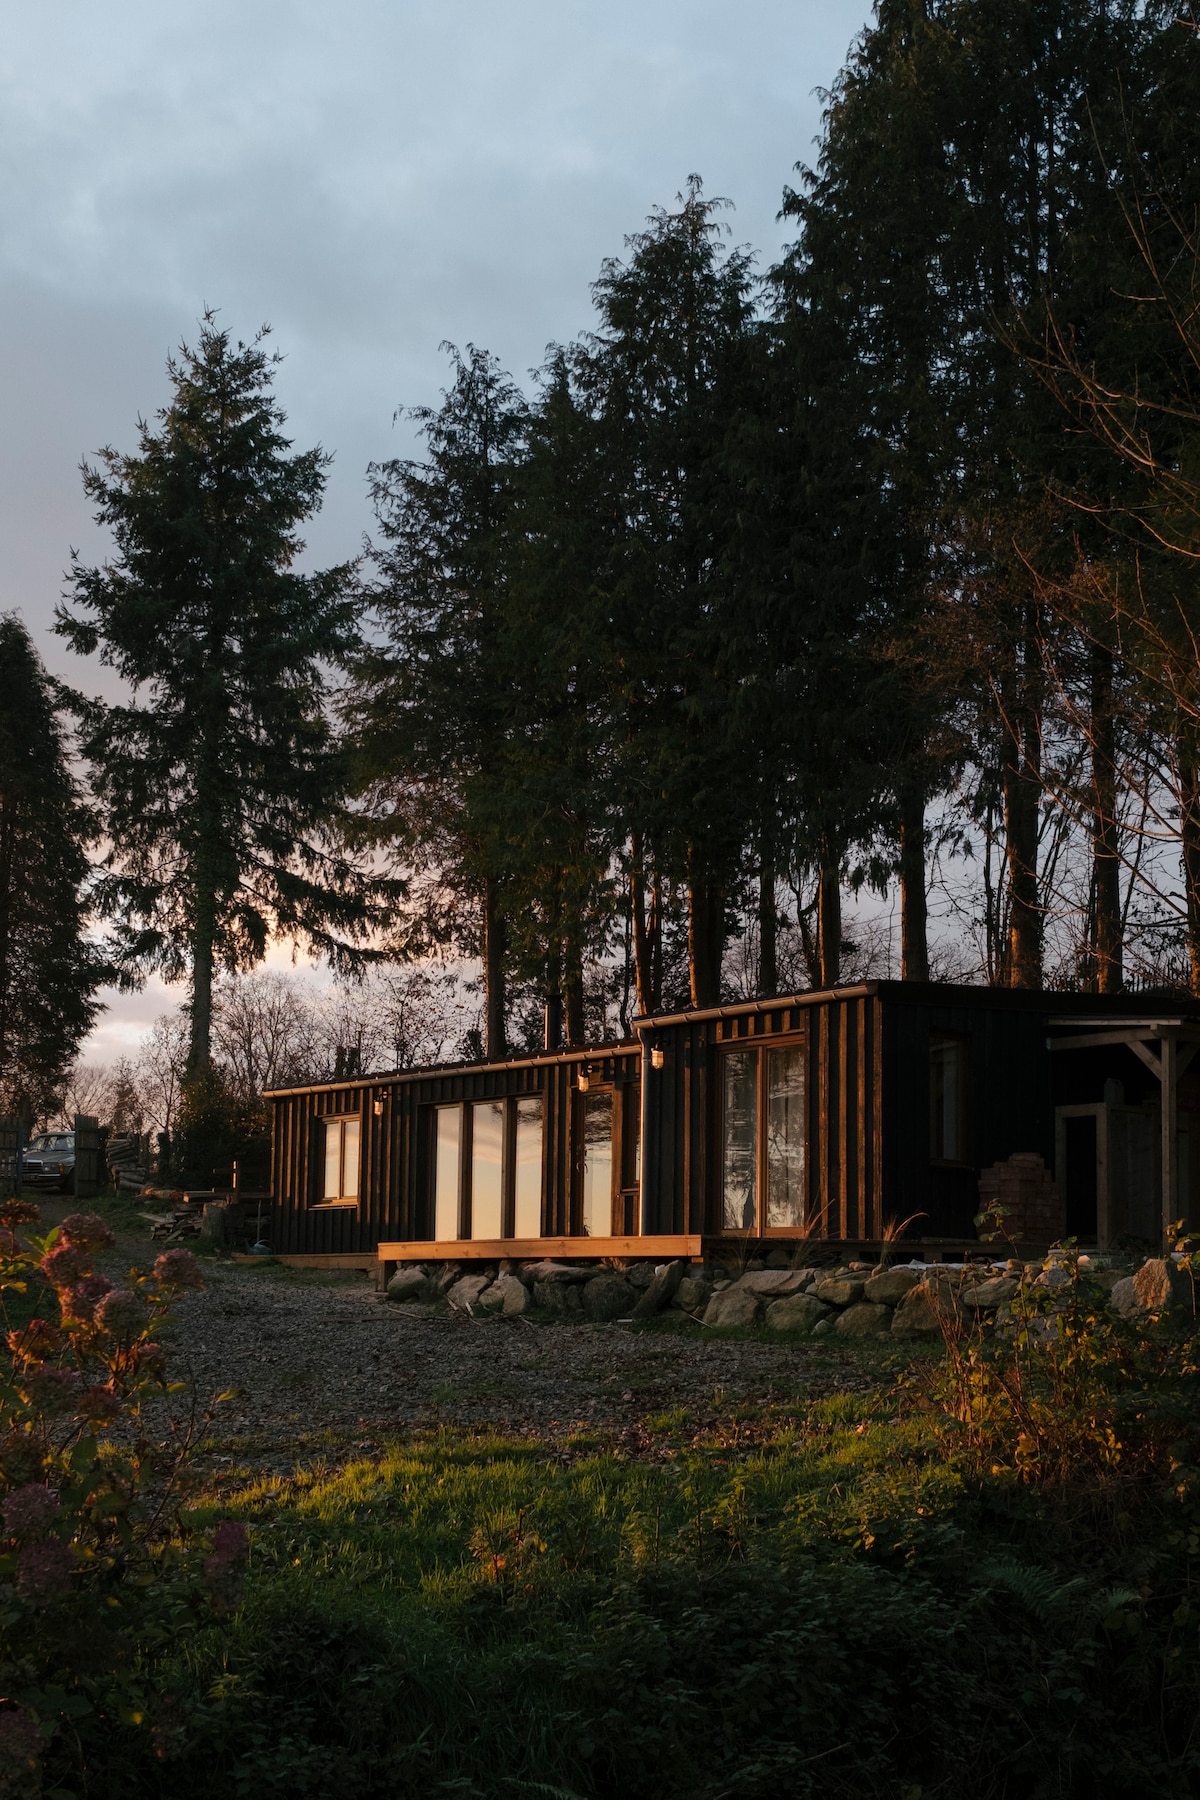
[[267, 1045, 641, 1255], [268, 982, 1192, 1259], [638, 987, 885, 1241]]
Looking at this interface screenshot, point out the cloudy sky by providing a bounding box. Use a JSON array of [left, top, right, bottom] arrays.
[[1, 0, 873, 1056]]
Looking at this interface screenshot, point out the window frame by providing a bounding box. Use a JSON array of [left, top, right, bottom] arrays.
[[928, 1032, 970, 1167], [428, 1093, 546, 1240], [716, 1031, 809, 1236], [314, 1112, 362, 1208]]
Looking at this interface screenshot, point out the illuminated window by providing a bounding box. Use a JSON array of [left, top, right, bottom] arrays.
[[514, 1096, 544, 1236], [429, 1095, 546, 1240], [930, 1036, 968, 1163], [434, 1105, 461, 1239], [471, 1100, 505, 1238], [581, 1091, 614, 1235], [320, 1116, 360, 1202]]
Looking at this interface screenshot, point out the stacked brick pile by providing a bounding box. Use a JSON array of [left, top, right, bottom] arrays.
[[977, 1151, 1062, 1243]]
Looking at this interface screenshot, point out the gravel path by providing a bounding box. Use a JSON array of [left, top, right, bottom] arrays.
[[154, 1262, 880, 1463]]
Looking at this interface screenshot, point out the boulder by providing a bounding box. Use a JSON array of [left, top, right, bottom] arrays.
[[1034, 1265, 1071, 1290], [736, 1269, 810, 1296], [834, 1301, 894, 1338], [385, 1267, 430, 1303], [863, 1268, 920, 1307], [765, 1247, 793, 1269], [632, 1260, 686, 1320], [964, 1276, 1019, 1310], [891, 1285, 945, 1338], [765, 1293, 830, 1335], [447, 1274, 492, 1310], [675, 1275, 714, 1315], [435, 1264, 464, 1295], [583, 1273, 637, 1321], [813, 1276, 865, 1308], [1132, 1258, 1195, 1316], [522, 1261, 595, 1284], [480, 1273, 528, 1315], [1110, 1275, 1139, 1318], [625, 1263, 658, 1290], [702, 1286, 762, 1328], [534, 1279, 584, 1316]]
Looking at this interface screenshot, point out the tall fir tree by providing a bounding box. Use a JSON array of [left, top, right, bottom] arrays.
[[0, 615, 102, 1125], [57, 317, 386, 1078]]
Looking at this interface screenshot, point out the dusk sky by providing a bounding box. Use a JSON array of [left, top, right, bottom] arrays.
[[1, 0, 874, 1053]]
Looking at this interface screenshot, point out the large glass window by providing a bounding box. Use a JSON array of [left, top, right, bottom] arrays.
[[434, 1105, 461, 1239], [471, 1100, 505, 1238], [722, 1050, 758, 1230], [514, 1096, 544, 1237], [721, 1041, 807, 1231], [320, 1116, 360, 1202], [930, 1036, 967, 1163], [581, 1091, 614, 1235], [766, 1046, 805, 1227]]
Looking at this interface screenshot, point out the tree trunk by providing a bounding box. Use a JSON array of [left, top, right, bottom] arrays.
[[482, 877, 508, 1060], [1001, 685, 1043, 990], [188, 880, 217, 1076], [818, 839, 842, 990], [563, 934, 585, 1046], [758, 843, 777, 997], [687, 852, 723, 1009], [898, 782, 929, 982], [630, 833, 661, 1016], [1177, 732, 1200, 994], [1090, 643, 1122, 994]]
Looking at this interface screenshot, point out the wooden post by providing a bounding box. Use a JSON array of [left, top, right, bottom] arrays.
[[1161, 1035, 1179, 1243], [73, 1114, 101, 1199], [0, 1116, 18, 1199]]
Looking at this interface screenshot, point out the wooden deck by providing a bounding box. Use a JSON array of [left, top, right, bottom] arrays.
[[376, 1235, 702, 1263]]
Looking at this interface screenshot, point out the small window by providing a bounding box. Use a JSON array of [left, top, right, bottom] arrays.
[[320, 1116, 360, 1202], [930, 1035, 968, 1163], [581, 1090, 614, 1235], [722, 1049, 758, 1230]]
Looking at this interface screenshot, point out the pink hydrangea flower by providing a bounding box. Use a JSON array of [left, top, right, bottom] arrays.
[[153, 1249, 204, 1291], [58, 1214, 115, 1251], [19, 1363, 82, 1417], [6, 1318, 65, 1362], [0, 1199, 40, 1228], [94, 1289, 146, 1339], [15, 1537, 74, 1600], [39, 1244, 90, 1289], [2, 1485, 59, 1537]]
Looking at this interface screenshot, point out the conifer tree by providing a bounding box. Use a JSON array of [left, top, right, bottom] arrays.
[[57, 317, 384, 1076], [0, 615, 102, 1125]]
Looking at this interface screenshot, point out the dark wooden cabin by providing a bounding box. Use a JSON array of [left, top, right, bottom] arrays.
[[264, 981, 1200, 1271]]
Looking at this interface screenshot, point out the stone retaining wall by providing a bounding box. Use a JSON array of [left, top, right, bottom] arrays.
[[385, 1248, 1190, 1335]]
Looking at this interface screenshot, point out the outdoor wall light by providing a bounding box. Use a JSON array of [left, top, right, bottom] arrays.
[[650, 1046, 666, 1071], [577, 1069, 590, 1091], [373, 1097, 385, 1117]]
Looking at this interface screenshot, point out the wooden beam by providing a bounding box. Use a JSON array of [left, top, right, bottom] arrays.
[[377, 1235, 702, 1262], [1048, 1026, 1200, 1054]]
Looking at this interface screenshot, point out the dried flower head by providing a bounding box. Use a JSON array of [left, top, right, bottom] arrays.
[[0, 1199, 39, 1229], [133, 1342, 167, 1383], [6, 1319, 65, 1363], [94, 1289, 146, 1339], [153, 1249, 204, 1291], [19, 1364, 82, 1418], [2, 1484, 59, 1538], [78, 1383, 122, 1422], [60, 1274, 114, 1323], [15, 1536, 74, 1600], [39, 1244, 90, 1290], [58, 1214, 116, 1251], [0, 1706, 42, 1791]]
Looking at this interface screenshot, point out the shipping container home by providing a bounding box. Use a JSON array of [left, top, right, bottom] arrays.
[[264, 981, 1200, 1270]]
